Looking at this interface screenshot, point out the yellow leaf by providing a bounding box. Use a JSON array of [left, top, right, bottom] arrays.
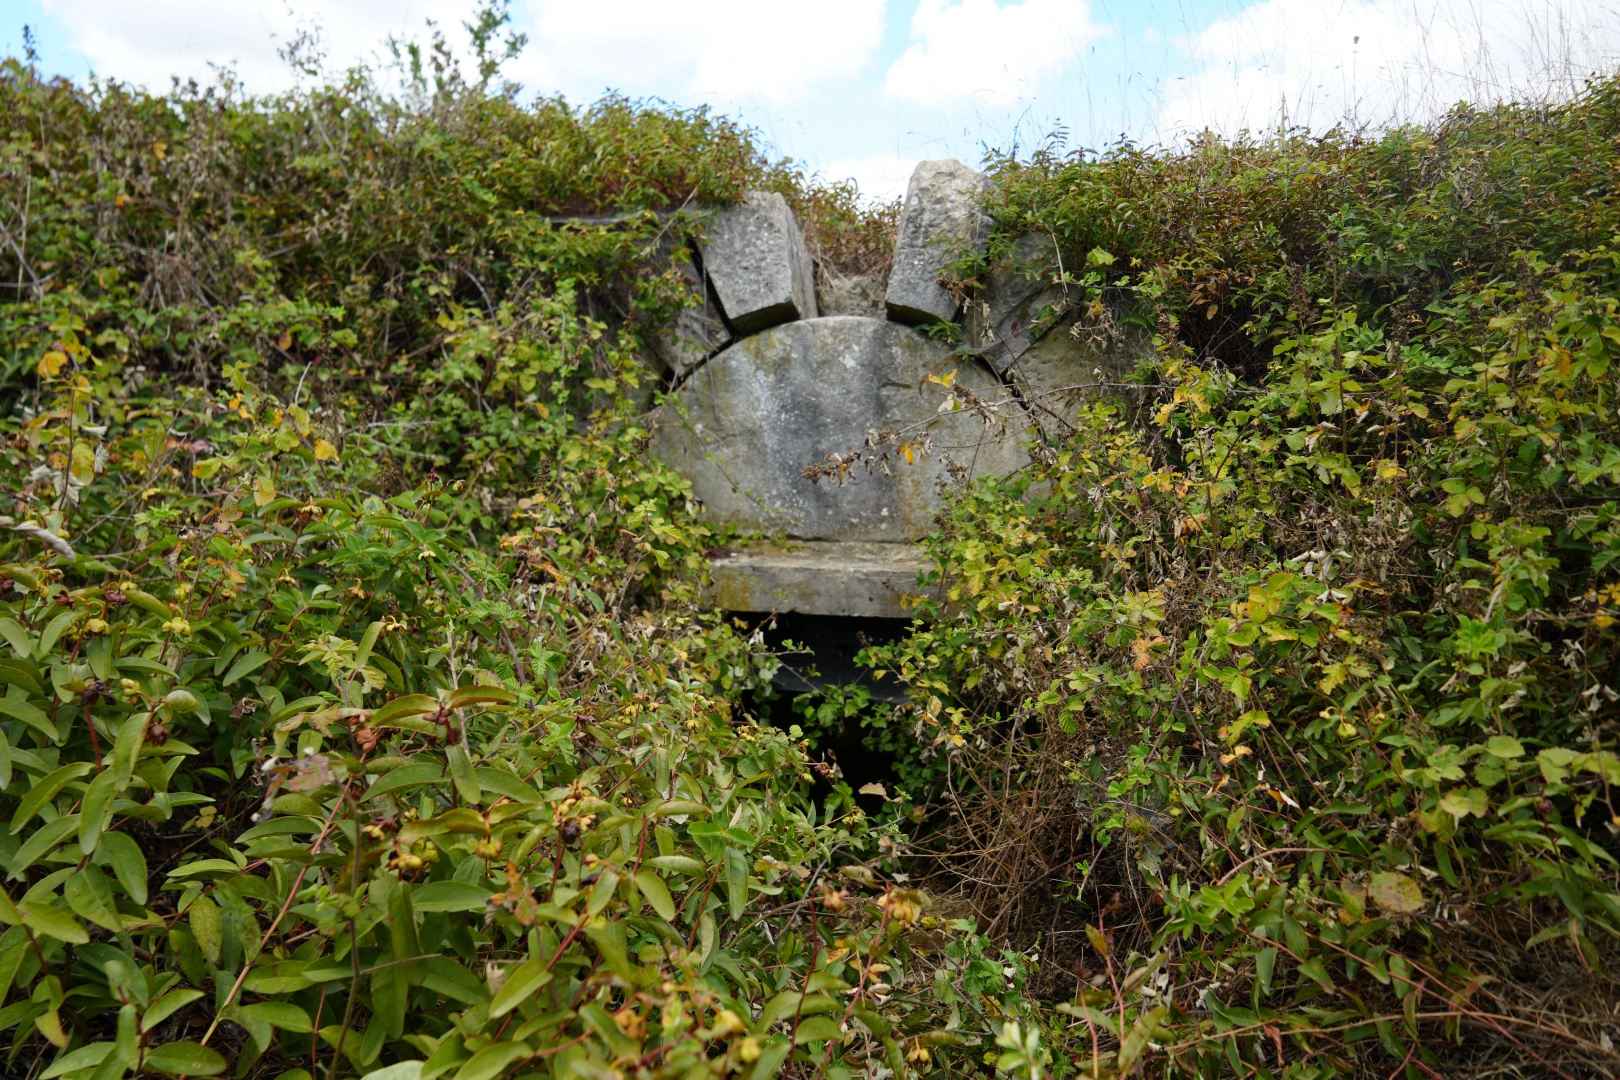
[[313, 439, 339, 462], [114, 193, 129, 209], [253, 474, 277, 507], [38, 351, 68, 378]]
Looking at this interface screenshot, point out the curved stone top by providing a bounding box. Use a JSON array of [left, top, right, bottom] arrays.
[[651, 316, 1025, 542]]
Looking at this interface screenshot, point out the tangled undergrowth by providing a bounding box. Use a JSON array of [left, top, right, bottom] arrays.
[[830, 71, 1620, 1079], [0, 31, 1019, 1080], [13, 14, 1620, 1080]]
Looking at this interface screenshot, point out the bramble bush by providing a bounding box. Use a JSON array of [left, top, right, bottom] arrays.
[[852, 75, 1620, 1077], [14, 20, 1620, 1080], [0, 36, 1019, 1080]]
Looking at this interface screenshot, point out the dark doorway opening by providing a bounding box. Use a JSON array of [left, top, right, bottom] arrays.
[[732, 611, 911, 812]]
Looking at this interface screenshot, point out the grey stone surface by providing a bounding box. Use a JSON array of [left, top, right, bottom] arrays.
[[885, 160, 991, 325], [706, 541, 929, 618], [959, 231, 1155, 435], [816, 271, 887, 318], [1013, 319, 1151, 435], [964, 232, 1058, 371], [651, 253, 730, 379], [700, 191, 817, 335], [650, 316, 1025, 542]]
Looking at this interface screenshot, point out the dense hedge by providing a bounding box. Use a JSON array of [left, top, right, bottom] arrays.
[[837, 72, 1620, 1078], [0, 49, 1012, 1080], [11, 31, 1620, 1080]]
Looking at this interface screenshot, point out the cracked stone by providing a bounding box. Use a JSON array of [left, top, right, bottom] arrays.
[[700, 191, 817, 335], [885, 159, 991, 325], [650, 316, 1025, 542]]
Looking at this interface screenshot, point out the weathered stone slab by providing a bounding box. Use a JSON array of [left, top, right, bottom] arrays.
[[885, 160, 991, 325], [650, 316, 1025, 542], [817, 271, 887, 318], [651, 253, 730, 380], [1012, 318, 1152, 435], [706, 541, 929, 618], [964, 232, 1056, 370], [700, 191, 817, 335], [961, 233, 1155, 435]]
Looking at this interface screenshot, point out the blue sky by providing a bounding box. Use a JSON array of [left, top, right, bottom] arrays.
[[7, 0, 1619, 199]]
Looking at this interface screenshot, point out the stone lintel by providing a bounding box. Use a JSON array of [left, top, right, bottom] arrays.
[[706, 541, 930, 618]]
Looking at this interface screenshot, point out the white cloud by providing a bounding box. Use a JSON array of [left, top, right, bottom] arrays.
[[881, 0, 1107, 108], [816, 153, 918, 202], [37, 0, 888, 104], [39, 0, 469, 92], [510, 0, 887, 105], [1157, 0, 1620, 138]]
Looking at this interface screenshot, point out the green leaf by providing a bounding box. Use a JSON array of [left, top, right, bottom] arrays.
[[794, 1016, 842, 1044], [579, 1003, 639, 1058], [1485, 734, 1525, 759], [360, 1063, 423, 1080], [78, 768, 117, 855], [11, 762, 92, 834], [240, 960, 313, 995], [0, 619, 33, 658], [445, 686, 514, 710], [369, 695, 437, 727], [472, 768, 539, 804], [114, 656, 174, 677], [9, 815, 78, 875], [143, 1042, 226, 1076], [222, 651, 271, 687], [64, 866, 123, 932], [354, 622, 383, 671], [651, 799, 709, 818], [411, 881, 491, 912], [143, 990, 205, 1029], [0, 697, 57, 745], [388, 881, 424, 986], [584, 918, 633, 981], [587, 869, 618, 918], [112, 714, 146, 790], [488, 958, 553, 1018], [41, 1042, 115, 1079], [747, 1036, 792, 1080], [633, 870, 675, 921], [724, 846, 748, 920], [1438, 788, 1489, 819], [1369, 872, 1424, 914], [450, 1041, 529, 1080], [242, 1001, 313, 1033], [97, 832, 149, 905], [18, 900, 88, 944], [1298, 955, 1336, 992], [189, 896, 222, 966], [163, 689, 200, 714], [446, 745, 480, 805], [0, 942, 26, 1000], [0, 659, 45, 697], [1117, 1006, 1168, 1071], [36, 612, 78, 659], [647, 855, 705, 875], [364, 763, 444, 801]]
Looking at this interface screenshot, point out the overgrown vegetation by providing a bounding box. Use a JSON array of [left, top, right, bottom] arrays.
[[11, 13, 1620, 1079], [0, 31, 1008, 1080], [859, 74, 1620, 1077]]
